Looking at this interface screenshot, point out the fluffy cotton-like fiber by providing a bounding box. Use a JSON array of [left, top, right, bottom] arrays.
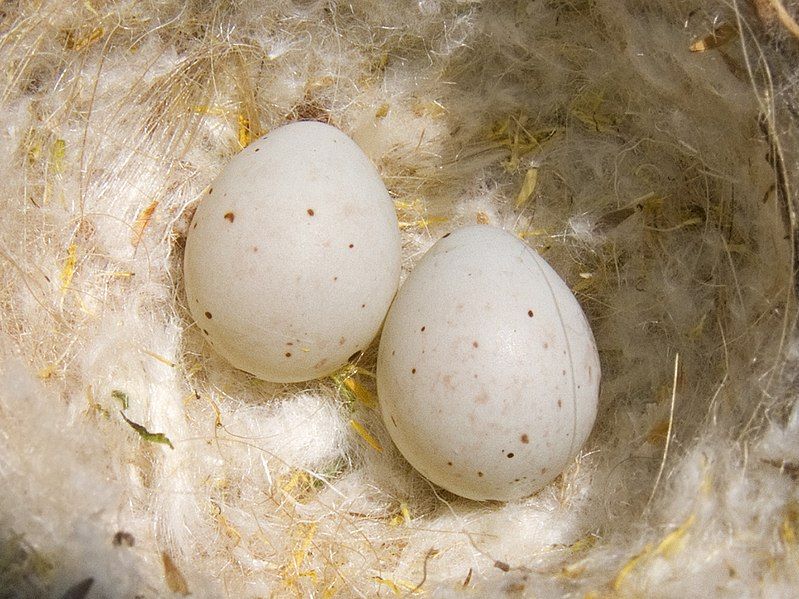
[[1, 0, 798, 597]]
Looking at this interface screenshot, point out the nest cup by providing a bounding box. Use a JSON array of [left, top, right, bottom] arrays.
[[0, 1, 798, 597]]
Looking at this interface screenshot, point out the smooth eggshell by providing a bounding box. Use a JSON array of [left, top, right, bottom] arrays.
[[376, 225, 600, 501], [184, 121, 401, 383]]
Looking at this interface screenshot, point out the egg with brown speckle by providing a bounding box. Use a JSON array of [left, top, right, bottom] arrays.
[[376, 225, 600, 501], [184, 121, 401, 383]]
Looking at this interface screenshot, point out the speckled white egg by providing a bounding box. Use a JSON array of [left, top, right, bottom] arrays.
[[377, 225, 600, 501], [184, 121, 401, 383]]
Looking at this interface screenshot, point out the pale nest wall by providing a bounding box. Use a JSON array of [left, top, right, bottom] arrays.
[[1, 0, 798, 597]]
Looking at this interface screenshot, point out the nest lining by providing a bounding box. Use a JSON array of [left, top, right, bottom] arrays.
[[1, 0, 798, 597]]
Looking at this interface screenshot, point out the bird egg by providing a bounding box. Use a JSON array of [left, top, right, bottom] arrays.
[[377, 225, 600, 501], [184, 121, 401, 383]]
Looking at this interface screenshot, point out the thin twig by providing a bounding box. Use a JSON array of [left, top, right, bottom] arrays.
[[647, 353, 680, 510], [768, 0, 799, 39]]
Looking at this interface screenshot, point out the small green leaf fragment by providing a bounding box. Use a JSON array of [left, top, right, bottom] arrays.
[[51, 139, 66, 174], [120, 412, 174, 449], [111, 389, 129, 410]]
